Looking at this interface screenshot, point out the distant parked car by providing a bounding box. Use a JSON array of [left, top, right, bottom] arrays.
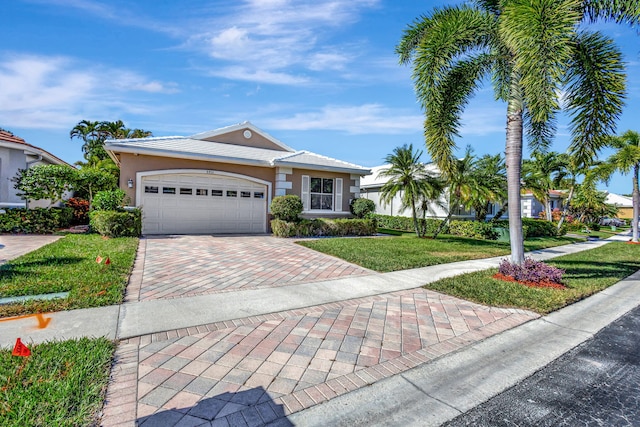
[[599, 217, 626, 227]]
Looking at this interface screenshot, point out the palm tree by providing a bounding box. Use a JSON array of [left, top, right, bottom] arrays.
[[570, 182, 618, 224], [593, 130, 640, 242], [396, 0, 634, 264], [70, 120, 101, 160], [432, 146, 493, 237], [379, 144, 444, 237], [473, 153, 507, 221], [522, 151, 568, 221]]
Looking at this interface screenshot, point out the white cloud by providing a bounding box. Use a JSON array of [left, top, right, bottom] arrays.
[[188, 0, 380, 82], [264, 104, 422, 134], [0, 54, 178, 129]]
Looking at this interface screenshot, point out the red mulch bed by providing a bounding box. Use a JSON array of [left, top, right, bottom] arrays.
[[493, 273, 566, 290]]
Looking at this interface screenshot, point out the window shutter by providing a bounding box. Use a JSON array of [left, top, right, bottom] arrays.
[[335, 178, 343, 212], [301, 175, 310, 210]]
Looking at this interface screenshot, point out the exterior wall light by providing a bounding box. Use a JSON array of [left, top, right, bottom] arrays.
[[127, 179, 134, 188]]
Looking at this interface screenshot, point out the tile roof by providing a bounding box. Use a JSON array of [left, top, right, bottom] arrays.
[[0, 130, 71, 166]]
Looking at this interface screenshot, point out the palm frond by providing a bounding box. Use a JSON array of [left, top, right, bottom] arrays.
[[565, 31, 626, 167]]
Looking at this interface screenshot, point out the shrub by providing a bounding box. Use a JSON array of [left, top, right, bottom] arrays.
[[92, 189, 129, 211], [372, 214, 444, 235], [65, 197, 90, 224], [448, 220, 499, 240], [521, 218, 558, 237], [271, 218, 376, 238], [270, 195, 303, 222], [0, 207, 72, 233], [89, 209, 142, 237], [350, 198, 376, 218], [587, 222, 601, 231], [498, 257, 565, 284]]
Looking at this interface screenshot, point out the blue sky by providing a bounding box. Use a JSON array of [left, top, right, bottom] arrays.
[[2, 0, 639, 195]]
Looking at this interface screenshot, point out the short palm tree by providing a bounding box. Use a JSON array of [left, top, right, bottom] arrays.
[[379, 144, 444, 237], [472, 153, 507, 221], [522, 151, 569, 221], [594, 130, 640, 242], [397, 0, 635, 264]]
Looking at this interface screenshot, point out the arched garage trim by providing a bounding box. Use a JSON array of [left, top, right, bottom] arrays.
[[135, 169, 273, 211]]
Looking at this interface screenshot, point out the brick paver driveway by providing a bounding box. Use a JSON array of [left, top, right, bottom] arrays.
[[0, 235, 61, 264], [133, 235, 373, 301]]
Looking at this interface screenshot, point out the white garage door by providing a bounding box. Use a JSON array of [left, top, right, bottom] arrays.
[[140, 173, 267, 234]]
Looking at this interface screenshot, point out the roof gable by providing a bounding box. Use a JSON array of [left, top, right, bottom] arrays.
[[0, 130, 71, 167], [189, 122, 293, 152]]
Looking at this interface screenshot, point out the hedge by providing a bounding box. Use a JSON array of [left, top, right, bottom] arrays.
[[448, 220, 499, 240], [371, 214, 444, 235], [89, 209, 142, 237], [0, 207, 72, 234], [271, 218, 377, 238], [492, 218, 566, 237]]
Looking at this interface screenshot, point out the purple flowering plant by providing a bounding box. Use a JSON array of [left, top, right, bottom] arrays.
[[498, 257, 564, 284]]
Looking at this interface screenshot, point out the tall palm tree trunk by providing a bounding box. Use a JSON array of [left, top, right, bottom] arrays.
[[633, 164, 639, 243], [411, 199, 420, 237], [506, 108, 525, 265]]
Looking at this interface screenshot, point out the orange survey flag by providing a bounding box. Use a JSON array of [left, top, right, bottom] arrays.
[[105, 257, 111, 265], [12, 338, 30, 357], [96, 256, 103, 264]]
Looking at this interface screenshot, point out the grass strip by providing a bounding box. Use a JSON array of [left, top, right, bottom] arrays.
[[297, 235, 579, 272], [425, 241, 640, 314], [0, 337, 114, 427], [0, 234, 138, 318]]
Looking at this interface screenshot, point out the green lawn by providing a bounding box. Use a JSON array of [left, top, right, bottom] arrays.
[[297, 234, 580, 272], [425, 241, 640, 314], [0, 338, 114, 427], [0, 234, 138, 318]]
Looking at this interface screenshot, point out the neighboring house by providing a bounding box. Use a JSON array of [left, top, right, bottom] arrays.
[[520, 190, 566, 219], [0, 130, 72, 208], [361, 162, 569, 221], [605, 192, 633, 219], [104, 122, 371, 235], [360, 163, 476, 220]]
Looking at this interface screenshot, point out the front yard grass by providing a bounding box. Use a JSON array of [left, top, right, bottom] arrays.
[[297, 234, 580, 272], [0, 234, 138, 318], [425, 241, 640, 314], [0, 337, 114, 427]]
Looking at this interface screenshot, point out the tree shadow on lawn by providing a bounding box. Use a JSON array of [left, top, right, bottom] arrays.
[[556, 260, 640, 281], [137, 386, 293, 427], [0, 257, 83, 276]]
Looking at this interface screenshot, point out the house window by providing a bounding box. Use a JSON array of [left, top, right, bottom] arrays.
[[310, 178, 333, 210], [179, 188, 193, 195], [196, 189, 208, 196], [212, 190, 223, 197], [240, 191, 251, 198], [163, 187, 176, 194], [145, 186, 159, 194], [227, 190, 237, 197], [254, 192, 264, 199]]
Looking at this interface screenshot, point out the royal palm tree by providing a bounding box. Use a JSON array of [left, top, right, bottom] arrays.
[[379, 144, 444, 237], [397, 0, 634, 264], [593, 130, 640, 242]]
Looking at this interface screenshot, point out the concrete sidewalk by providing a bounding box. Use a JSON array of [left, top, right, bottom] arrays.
[[0, 232, 637, 427]]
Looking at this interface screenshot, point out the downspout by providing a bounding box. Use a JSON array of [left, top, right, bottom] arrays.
[[24, 153, 43, 209]]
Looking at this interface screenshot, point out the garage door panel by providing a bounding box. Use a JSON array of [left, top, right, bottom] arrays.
[[141, 173, 267, 234]]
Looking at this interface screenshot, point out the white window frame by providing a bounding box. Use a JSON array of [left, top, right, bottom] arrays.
[[301, 175, 345, 214]]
